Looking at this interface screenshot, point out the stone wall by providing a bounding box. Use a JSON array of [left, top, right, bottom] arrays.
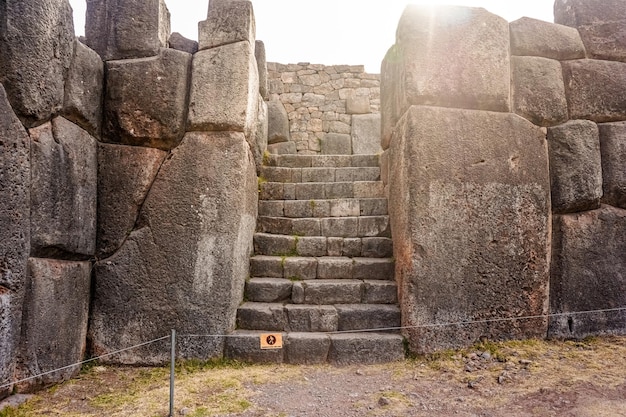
[[382, 0, 626, 355], [266, 63, 382, 155]]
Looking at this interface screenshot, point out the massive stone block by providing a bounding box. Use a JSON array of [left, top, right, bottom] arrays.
[[90, 132, 257, 363], [554, 0, 626, 62], [97, 144, 167, 258], [188, 41, 259, 136], [63, 40, 104, 138], [351, 114, 382, 155], [393, 6, 510, 114], [16, 258, 90, 391], [562, 60, 626, 123], [256, 40, 269, 100], [381, 45, 402, 150], [267, 101, 290, 144], [29, 117, 97, 258], [548, 121, 603, 214], [199, 1, 255, 51], [599, 122, 626, 209], [168, 32, 198, 55], [509, 17, 586, 60], [86, 0, 171, 61], [104, 48, 191, 150], [0, 86, 30, 398], [0, 0, 75, 127], [252, 98, 268, 172], [511, 56, 568, 127], [389, 106, 550, 354], [550, 206, 626, 338]]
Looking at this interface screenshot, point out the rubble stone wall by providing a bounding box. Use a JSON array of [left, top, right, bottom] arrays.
[[266, 63, 382, 155]]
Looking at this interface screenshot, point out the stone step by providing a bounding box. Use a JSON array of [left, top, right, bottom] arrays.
[[259, 166, 380, 183], [264, 154, 380, 168], [236, 302, 401, 332], [250, 256, 395, 280], [259, 198, 388, 218], [224, 330, 405, 365], [256, 215, 390, 237], [245, 278, 398, 304], [253, 233, 393, 258], [259, 181, 384, 201]]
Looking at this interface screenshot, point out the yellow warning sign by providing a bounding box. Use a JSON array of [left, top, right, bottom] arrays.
[[260, 333, 283, 350]]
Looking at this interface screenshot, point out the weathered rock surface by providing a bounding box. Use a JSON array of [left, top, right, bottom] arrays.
[[321, 133, 351, 155], [267, 101, 290, 144], [351, 114, 382, 155], [0, 0, 75, 127], [389, 106, 550, 354], [86, 0, 171, 61], [381, 45, 401, 150], [550, 206, 626, 338], [97, 144, 167, 258], [394, 5, 510, 113], [168, 32, 198, 55], [199, 1, 255, 51], [90, 132, 257, 363], [548, 120, 603, 214], [16, 258, 90, 391], [188, 41, 259, 136], [599, 122, 626, 209], [511, 56, 568, 127], [256, 41, 269, 100], [562, 60, 626, 123], [63, 40, 104, 138], [104, 48, 191, 150], [251, 98, 268, 172], [29, 117, 97, 258], [554, 0, 626, 62], [0, 86, 30, 398], [510, 17, 586, 60]]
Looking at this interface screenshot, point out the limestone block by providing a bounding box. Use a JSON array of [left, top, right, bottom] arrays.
[[199, 1, 255, 51], [511, 56, 568, 127], [562, 60, 626, 122], [188, 41, 259, 136], [509, 17, 586, 60], [16, 258, 90, 391], [0, 86, 30, 398], [554, 0, 626, 62], [268, 101, 290, 144], [321, 133, 352, 155], [380, 45, 402, 150], [267, 142, 296, 155], [389, 106, 550, 354], [86, 0, 171, 61], [395, 5, 510, 113], [252, 98, 268, 172], [256, 41, 269, 100], [549, 206, 626, 338], [0, 0, 74, 127], [599, 122, 626, 209], [90, 132, 257, 363], [548, 121, 602, 214], [346, 95, 370, 115], [97, 144, 167, 258], [30, 118, 97, 258], [351, 114, 382, 155], [63, 40, 104, 138], [104, 48, 191, 150], [169, 32, 198, 55]]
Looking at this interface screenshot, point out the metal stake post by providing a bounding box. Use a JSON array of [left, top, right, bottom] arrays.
[[169, 329, 175, 417]]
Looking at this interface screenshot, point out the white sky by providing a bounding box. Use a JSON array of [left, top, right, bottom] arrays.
[[68, 0, 555, 73]]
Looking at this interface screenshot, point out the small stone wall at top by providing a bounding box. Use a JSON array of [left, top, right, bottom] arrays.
[[266, 63, 382, 155]]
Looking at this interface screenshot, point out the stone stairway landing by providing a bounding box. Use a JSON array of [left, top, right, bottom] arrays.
[[225, 154, 404, 365]]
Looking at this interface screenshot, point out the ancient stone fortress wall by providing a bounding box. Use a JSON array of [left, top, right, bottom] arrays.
[[0, 0, 263, 396], [382, 0, 626, 354], [265, 63, 382, 155]]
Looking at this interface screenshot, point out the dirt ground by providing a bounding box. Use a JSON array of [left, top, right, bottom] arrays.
[[1, 336, 625, 417]]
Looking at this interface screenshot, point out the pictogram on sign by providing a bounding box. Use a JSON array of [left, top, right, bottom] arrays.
[[260, 333, 283, 349]]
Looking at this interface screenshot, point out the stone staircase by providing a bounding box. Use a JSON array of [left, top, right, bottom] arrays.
[[224, 154, 405, 364]]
